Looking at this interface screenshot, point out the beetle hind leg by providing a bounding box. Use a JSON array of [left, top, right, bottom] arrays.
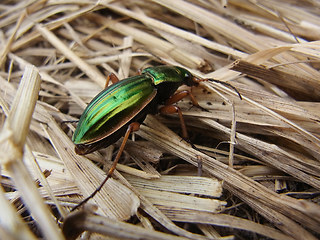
[[71, 122, 140, 211]]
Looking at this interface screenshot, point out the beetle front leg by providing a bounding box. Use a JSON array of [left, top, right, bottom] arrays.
[[159, 105, 188, 140], [161, 90, 208, 140], [71, 122, 140, 211], [166, 90, 208, 112]]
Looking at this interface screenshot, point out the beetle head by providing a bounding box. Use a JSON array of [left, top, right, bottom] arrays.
[[175, 66, 198, 87]]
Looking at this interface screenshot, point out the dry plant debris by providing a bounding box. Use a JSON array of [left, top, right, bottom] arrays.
[[0, 0, 319, 239]]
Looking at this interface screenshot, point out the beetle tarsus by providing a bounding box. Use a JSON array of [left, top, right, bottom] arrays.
[[197, 156, 203, 177]]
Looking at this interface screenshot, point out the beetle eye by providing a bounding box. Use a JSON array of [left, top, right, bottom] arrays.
[[174, 66, 195, 86], [184, 72, 195, 86]]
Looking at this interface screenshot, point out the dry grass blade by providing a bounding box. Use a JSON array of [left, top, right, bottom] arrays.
[[126, 175, 225, 213], [0, 66, 63, 239], [231, 58, 320, 100], [42, 113, 140, 220], [63, 210, 194, 240], [170, 212, 294, 240], [36, 24, 107, 88], [0, 0, 320, 239], [138, 115, 320, 240], [0, 184, 36, 240]]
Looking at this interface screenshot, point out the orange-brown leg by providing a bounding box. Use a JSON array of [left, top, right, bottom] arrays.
[[159, 105, 188, 140], [166, 90, 208, 112], [160, 89, 209, 140], [161, 89, 207, 176], [71, 122, 140, 211], [105, 73, 120, 88]]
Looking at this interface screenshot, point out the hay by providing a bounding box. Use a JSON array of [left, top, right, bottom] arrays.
[[0, 0, 319, 239]]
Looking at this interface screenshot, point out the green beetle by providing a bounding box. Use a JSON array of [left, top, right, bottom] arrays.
[[71, 65, 206, 210], [72, 65, 201, 155]]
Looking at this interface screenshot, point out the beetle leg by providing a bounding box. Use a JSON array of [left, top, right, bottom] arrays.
[[105, 73, 120, 88], [106, 122, 140, 180], [197, 155, 203, 176], [166, 90, 208, 112], [159, 105, 188, 140], [71, 122, 140, 211]]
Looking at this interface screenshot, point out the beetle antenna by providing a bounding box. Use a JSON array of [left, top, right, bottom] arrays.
[[207, 79, 242, 100]]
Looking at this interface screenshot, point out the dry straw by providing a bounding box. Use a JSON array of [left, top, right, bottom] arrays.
[[0, 0, 319, 239]]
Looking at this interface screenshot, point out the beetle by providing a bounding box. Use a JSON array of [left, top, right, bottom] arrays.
[[71, 65, 233, 210], [72, 65, 203, 154]]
